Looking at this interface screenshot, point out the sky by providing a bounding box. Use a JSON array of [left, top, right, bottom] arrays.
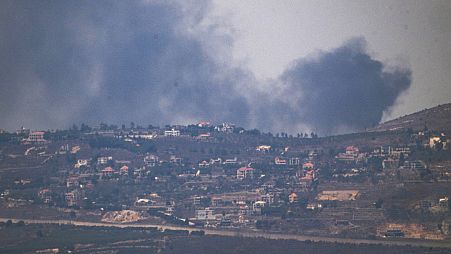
[[210, 0, 451, 121], [0, 0, 450, 135]]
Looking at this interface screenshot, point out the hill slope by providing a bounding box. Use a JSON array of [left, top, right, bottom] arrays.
[[369, 103, 451, 132]]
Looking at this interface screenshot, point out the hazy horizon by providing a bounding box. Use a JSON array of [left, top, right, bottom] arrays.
[[0, 1, 450, 135]]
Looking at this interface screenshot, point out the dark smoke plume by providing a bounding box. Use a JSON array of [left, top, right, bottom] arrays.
[[0, 0, 251, 130], [268, 38, 411, 135], [0, 2, 411, 135]]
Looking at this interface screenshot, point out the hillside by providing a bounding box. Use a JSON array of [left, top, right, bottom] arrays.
[[369, 103, 451, 132]]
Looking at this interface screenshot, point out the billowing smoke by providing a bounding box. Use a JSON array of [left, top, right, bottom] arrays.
[[0, 1, 411, 135], [266, 38, 412, 135], [0, 0, 252, 130]]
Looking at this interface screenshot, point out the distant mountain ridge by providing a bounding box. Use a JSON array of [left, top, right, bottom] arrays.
[[369, 103, 451, 132]]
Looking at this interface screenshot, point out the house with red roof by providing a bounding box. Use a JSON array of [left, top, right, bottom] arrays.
[[101, 166, 115, 177], [120, 165, 129, 175]]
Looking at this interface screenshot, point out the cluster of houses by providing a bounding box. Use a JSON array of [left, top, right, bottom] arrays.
[[10, 122, 449, 239], [109, 122, 235, 141], [191, 191, 277, 227], [419, 196, 450, 213], [335, 146, 365, 163]]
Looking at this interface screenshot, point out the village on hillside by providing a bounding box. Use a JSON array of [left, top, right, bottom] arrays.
[[1, 105, 451, 248]]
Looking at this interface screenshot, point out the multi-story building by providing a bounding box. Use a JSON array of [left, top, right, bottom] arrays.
[[236, 167, 255, 180], [442, 220, 451, 235], [38, 189, 53, 204], [193, 195, 202, 206], [164, 129, 180, 137], [215, 123, 235, 133], [289, 157, 300, 166], [65, 190, 81, 207], [195, 208, 216, 220], [403, 160, 426, 170], [97, 156, 113, 165], [27, 131, 46, 143], [144, 155, 159, 167], [169, 155, 182, 165]]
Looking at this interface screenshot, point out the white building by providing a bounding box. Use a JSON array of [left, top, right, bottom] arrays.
[[195, 208, 216, 220], [65, 190, 81, 207], [144, 155, 159, 167], [169, 155, 182, 165], [237, 167, 255, 180], [260, 194, 274, 205], [252, 200, 266, 213], [210, 158, 222, 165], [164, 129, 180, 137], [289, 157, 300, 166], [97, 156, 113, 165], [215, 123, 235, 133], [223, 157, 238, 165], [27, 131, 46, 143], [274, 157, 287, 165]]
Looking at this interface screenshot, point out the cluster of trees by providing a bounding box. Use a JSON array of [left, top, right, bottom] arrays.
[[268, 132, 319, 138], [88, 135, 156, 153], [0, 132, 26, 143], [69, 122, 153, 132]]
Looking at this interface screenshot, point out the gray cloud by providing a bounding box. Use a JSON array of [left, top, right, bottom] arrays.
[[0, 1, 411, 135], [0, 0, 251, 130], [271, 38, 411, 135]]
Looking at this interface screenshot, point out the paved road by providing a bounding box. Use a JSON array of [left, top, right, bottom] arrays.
[[0, 165, 43, 172], [1, 217, 451, 249]]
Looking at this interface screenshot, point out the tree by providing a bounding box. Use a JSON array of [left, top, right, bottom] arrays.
[[80, 123, 91, 132], [435, 141, 444, 151], [100, 123, 108, 130], [398, 153, 405, 167], [374, 198, 383, 209], [71, 124, 79, 131]]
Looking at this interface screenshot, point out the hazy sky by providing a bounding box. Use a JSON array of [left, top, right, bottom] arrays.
[[211, 0, 451, 120], [0, 0, 449, 134]]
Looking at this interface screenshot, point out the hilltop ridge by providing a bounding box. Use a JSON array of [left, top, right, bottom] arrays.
[[370, 103, 451, 132]]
